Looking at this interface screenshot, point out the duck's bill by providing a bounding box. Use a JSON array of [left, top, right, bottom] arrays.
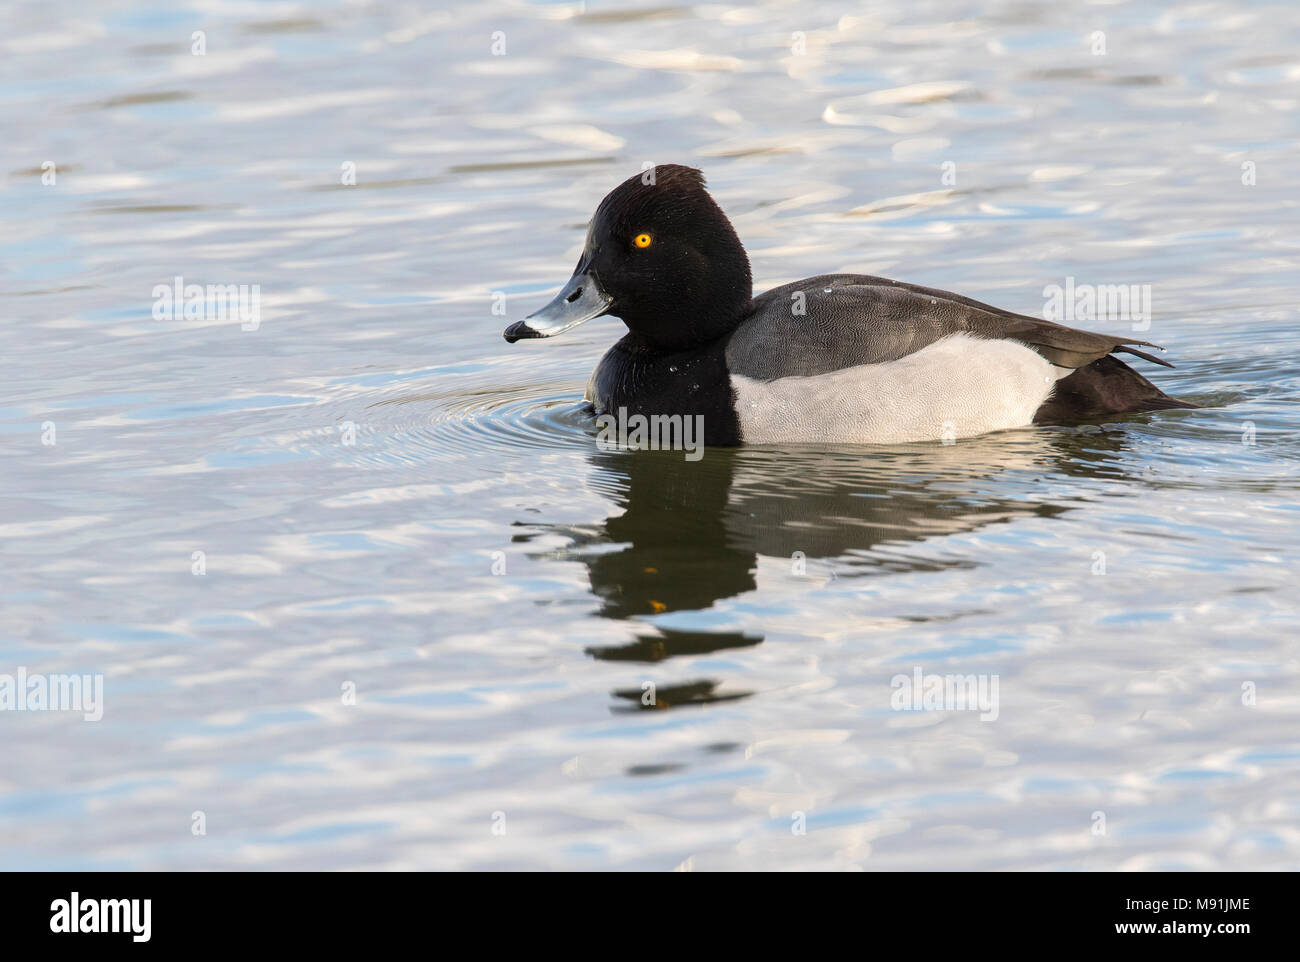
[[503, 270, 611, 343]]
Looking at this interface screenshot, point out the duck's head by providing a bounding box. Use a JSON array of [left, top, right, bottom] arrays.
[[503, 164, 752, 352]]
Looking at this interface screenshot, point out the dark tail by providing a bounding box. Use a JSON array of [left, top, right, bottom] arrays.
[[1034, 354, 1199, 424]]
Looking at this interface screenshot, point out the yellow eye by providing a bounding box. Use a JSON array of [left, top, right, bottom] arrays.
[[634, 233, 652, 248]]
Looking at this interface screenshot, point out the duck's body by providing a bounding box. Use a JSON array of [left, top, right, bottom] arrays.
[[507, 166, 1196, 445]]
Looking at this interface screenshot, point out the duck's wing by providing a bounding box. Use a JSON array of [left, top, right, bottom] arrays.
[[727, 273, 1170, 380]]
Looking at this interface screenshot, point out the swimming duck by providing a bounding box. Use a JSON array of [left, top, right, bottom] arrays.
[[503, 165, 1195, 445]]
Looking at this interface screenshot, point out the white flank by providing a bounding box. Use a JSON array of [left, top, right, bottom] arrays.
[[731, 333, 1066, 444]]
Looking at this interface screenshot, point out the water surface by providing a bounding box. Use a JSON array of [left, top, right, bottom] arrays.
[[2, 0, 1299, 870]]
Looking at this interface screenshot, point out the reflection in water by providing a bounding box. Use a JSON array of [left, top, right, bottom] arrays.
[[534, 428, 1143, 707], [611, 680, 751, 712], [579, 451, 750, 619], [586, 626, 763, 662]]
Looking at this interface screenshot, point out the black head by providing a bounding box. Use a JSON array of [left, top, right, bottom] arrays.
[[503, 165, 752, 353]]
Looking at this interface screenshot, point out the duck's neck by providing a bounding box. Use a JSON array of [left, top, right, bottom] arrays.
[[620, 274, 754, 354], [621, 313, 750, 357]]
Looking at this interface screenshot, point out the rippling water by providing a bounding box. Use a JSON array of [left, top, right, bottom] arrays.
[[3, 0, 1299, 870]]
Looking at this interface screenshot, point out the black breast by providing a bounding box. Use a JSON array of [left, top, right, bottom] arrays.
[[586, 335, 742, 446]]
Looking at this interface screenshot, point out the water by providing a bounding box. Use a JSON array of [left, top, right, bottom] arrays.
[[3, 0, 1298, 870]]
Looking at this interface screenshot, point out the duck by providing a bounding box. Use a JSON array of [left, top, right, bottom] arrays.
[[503, 165, 1196, 446]]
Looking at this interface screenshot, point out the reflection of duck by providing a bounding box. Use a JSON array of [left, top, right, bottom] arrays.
[[566, 433, 1101, 619], [532, 428, 1139, 707], [586, 626, 762, 663], [609, 680, 750, 712], [576, 451, 750, 620]]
